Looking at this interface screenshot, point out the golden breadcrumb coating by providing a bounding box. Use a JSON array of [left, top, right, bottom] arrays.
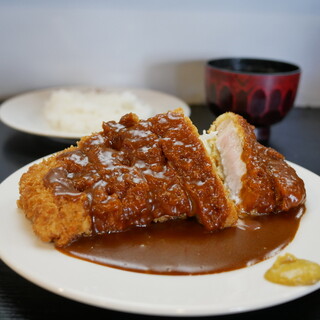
[[18, 110, 238, 246], [208, 112, 306, 214], [17, 148, 92, 246]]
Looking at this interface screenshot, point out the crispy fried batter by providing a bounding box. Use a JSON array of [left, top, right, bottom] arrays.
[[18, 110, 306, 247], [17, 149, 92, 246], [18, 111, 238, 246], [208, 112, 306, 214]]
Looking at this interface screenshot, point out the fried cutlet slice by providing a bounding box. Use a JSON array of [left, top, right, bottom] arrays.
[[17, 151, 92, 246], [18, 110, 238, 246], [205, 112, 306, 215]]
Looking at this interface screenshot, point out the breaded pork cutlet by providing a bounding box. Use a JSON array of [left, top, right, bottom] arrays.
[[18, 110, 238, 247], [205, 112, 306, 215], [17, 149, 92, 246]]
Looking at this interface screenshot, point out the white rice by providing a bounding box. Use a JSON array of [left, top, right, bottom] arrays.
[[43, 89, 153, 134]]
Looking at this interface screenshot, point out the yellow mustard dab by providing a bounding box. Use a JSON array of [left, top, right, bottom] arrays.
[[265, 253, 320, 286]]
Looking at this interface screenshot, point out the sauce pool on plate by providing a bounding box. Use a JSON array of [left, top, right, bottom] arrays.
[[57, 205, 305, 275]]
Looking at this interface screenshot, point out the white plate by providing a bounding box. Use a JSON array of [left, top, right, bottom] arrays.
[[0, 87, 191, 140], [0, 161, 319, 317]]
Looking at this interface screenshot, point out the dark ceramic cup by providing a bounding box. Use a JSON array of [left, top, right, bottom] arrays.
[[205, 58, 301, 142]]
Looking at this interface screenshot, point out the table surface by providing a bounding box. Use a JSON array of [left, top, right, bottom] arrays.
[[0, 106, 319, 320]]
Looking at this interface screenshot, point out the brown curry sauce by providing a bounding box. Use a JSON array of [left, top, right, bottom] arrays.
[[57, 205, 304, 275]]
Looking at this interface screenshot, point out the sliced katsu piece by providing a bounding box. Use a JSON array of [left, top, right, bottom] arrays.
[[18, 110, 238, 246], [205, 112, 306, 215]]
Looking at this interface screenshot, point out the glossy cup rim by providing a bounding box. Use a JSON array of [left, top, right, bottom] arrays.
[[206, 58, 300, 76]]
